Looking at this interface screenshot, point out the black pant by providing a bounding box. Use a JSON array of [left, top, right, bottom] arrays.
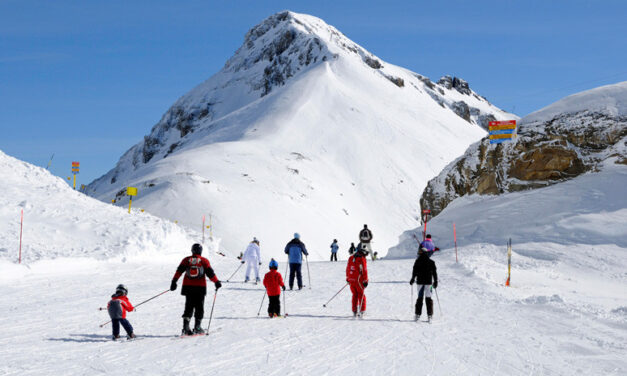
[[268, 295, 281, 316], [183, 293, 205, 319], [112, 318, 133, 337], [330, 253, 337, 261], [289, 263, 303, 289]]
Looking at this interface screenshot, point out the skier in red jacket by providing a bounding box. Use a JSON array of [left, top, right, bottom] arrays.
[[346, 244, 369, 317], [107, 284, 135, 340], [170, 243, 222, 335], [263, 259, 286, 317]]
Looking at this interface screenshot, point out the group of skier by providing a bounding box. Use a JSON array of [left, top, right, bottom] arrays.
[[105, 228, 440, 339]]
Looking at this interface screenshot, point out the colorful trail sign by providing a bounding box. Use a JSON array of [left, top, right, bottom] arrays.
[[489, 120, 517, 144]]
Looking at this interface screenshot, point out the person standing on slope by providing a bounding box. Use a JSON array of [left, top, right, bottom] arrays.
[[346, 244, 369, 317], [263, 259, 286, 317], [409, 247, 438, 322], [284, 233, 309, 290], [359, 224, 374, 261], [170, 243, 222, 335], [420, 234, 440, 258], [107, 284, 136, 340], [330, 239, 339, 262], [348, 242, 356, 255], [242, 237, 262, 283]]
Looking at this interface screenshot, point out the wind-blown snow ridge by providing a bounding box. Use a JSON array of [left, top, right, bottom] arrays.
[[522, 81, 627, 124], [88, 10, 515, 259], [0, 150, 200, 263]]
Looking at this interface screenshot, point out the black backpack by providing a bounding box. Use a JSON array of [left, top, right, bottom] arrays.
[[186, 256, 205, 279]]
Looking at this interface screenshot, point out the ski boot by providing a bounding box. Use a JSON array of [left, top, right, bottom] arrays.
[[244, 277, 250, 283], [427, 315, 432, 324], [193, 318, 205, 335], [182, 317, 193, 336], [112, 335, 120, 341], [255, 277, 260, 285], [414, 314, 420, 322], [127, 333, 136, 340], [353, 311, 357, 318]]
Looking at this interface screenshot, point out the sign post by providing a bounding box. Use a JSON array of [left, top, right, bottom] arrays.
[[71, 161, 80, 190], [209, 214, 213, 239], [453, 223, 458, 263], [489, 120, 517, 144], [127, 187, 138, 213], [422, 209, 431, 241]]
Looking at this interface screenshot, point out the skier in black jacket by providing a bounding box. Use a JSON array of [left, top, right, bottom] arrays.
[[409, 247, 438, 322]]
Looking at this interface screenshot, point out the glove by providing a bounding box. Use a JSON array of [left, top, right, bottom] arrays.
[[241, 260, 245, 264], [433, 281, 438, 289], [282, 286, 286, 291], [346, 279, 349, 283], [409, 279, 414, 285], [435, 247, 440, 252], [362, 281, 368, 288], [259, 262, 262, 266], [214, 281, 222, 290], [170, 280, 177, 291]]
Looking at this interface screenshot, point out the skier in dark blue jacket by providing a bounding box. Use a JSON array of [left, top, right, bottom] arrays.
[[284, 233, 309, 290]]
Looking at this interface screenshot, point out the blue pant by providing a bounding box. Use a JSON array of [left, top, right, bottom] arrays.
[[112, 318, 133, 337], [289, 263, 303, 289]]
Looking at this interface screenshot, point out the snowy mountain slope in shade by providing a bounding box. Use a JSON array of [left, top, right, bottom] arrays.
[[388, 158, 627, 259], [0, 150, 201, 263], [0, 245, 625, 374], [88, 11, 515, 260]]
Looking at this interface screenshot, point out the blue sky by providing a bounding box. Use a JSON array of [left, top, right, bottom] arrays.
[[1, 0, 626, 184]]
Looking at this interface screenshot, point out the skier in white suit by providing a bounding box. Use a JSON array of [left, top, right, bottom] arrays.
[[243, 238, 262, 283]]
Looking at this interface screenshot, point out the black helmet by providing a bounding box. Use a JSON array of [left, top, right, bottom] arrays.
[[191, 243, 203, 255], [116, 284, 128, 296]]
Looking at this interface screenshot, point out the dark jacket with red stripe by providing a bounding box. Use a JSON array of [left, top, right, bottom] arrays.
[[263, 269, 285, 296], [411, 254, 438, 285], [107, 294, 134, 319], [172, 255, 218, 296], [346, 254, 368, 284]]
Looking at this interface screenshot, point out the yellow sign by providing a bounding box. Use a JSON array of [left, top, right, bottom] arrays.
[[127, 187, 138, 196]]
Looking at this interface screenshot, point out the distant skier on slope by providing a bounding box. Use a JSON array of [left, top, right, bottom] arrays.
[[263, 259, 286, 317], [284, 233, 309, 290], [348, 242, 356, 255], [107, 284, 136, 340], [242, 237, 262, 283], [170, 243, 222, 335], [420, 234, 440, 258], [346, 244, 369, 317], [330, 239, 339, 262], [359, 224, 375, 261], [409, 247, 438, 322]]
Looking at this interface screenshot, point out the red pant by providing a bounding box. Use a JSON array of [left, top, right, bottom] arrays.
[[349, 282, 366, 312]]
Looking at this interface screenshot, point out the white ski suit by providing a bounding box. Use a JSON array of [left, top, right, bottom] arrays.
[[243, 242, 261, 281]]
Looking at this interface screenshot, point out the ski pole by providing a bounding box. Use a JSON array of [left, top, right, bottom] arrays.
[[257, 291, 267, 316], [305, 255, 311, 289], [99, 289, 169, 327], [226, 262, 244, 282], [322, 282, 349, 307], [434, 287, 442, 316], [134, 289, 169, 308], [206, 289, 218, 335]]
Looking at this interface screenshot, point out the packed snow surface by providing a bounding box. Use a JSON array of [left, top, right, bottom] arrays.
[[1, 151, 625, 375]]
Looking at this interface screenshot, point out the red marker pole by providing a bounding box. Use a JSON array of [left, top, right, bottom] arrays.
[[453, 223, 458, 263], [19, 209, 23, 264]]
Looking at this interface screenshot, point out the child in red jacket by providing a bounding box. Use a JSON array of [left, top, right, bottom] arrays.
[[107, 284, 135, 340], [346, 245, 369, 317], [263, 259, 285, 317]]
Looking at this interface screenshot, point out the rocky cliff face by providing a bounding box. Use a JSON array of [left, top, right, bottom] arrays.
[[421, 82, 627, 217]]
